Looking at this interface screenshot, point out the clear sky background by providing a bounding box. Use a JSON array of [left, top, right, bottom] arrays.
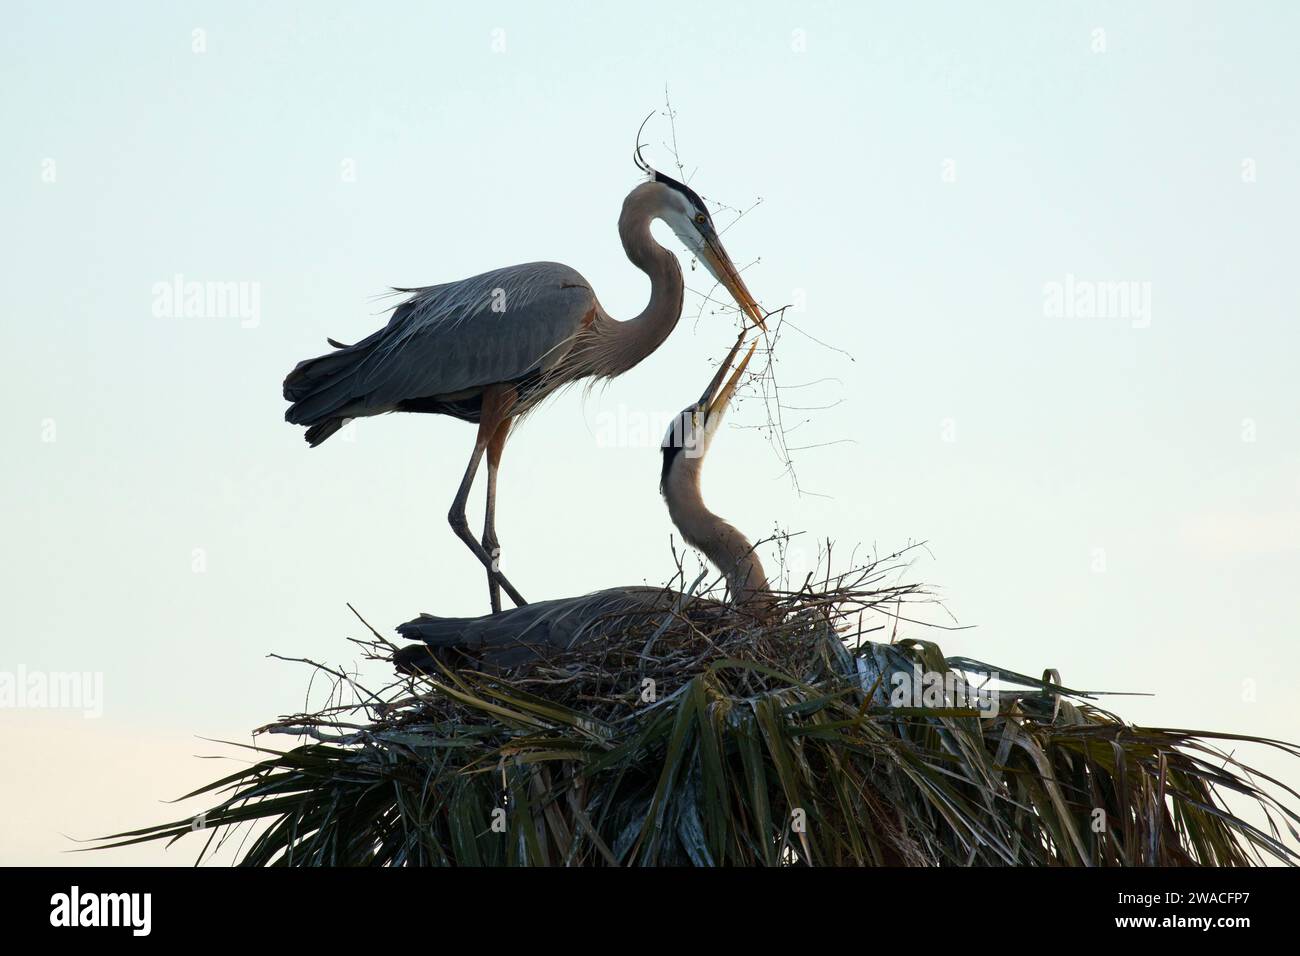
[[2, 1, 1297, 864]]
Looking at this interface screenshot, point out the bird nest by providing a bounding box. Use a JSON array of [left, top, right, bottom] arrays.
[[97, 553, 1300, 866]]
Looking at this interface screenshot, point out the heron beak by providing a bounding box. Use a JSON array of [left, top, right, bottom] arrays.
[[702, 337, 758, 419], [701, 240, 768, 332]]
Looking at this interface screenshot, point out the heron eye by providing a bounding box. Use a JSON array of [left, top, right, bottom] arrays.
[[695, 213, 707, 225]]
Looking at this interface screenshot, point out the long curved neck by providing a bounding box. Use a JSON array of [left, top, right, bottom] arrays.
[[596, 185, 685, 377], [664, 461, 770, 607]]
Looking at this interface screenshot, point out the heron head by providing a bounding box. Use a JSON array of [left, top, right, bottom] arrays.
[[635, 145, 767, 331], [660, 336, 757, 494]]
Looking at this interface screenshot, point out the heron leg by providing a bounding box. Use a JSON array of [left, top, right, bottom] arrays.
[[482, 417, 514, 613], [446, 386, 527, 610]]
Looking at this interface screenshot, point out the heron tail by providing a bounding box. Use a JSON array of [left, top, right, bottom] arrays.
[[392, 643, 442, 675], [393, 614, 475, 673], [396, 614, 466, 648], [283, 330, 384, 442], [303, 420, 345, 446]]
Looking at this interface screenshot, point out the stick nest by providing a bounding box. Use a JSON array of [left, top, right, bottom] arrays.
[[96, 551, 1300, 867]]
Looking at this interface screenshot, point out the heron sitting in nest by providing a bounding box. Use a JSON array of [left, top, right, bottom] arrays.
[[394, 335, 769, 673]]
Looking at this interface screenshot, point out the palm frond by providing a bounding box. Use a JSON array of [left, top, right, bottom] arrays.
[[95, 555, 1300, 866]]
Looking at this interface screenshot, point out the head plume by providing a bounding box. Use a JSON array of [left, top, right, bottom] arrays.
[[633, 111, 656, 178], [632, 112, 711, 219]]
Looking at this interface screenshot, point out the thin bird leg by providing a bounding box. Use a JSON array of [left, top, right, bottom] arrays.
[[446, 385, 527, 609], [482, 416, 514, 613]]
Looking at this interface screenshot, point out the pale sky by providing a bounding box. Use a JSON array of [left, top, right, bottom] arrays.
[[3, 1, 1298, 864]]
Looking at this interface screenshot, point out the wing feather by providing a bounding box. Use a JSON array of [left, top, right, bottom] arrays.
[[356, 262, 593, 410], [284, 261, 595, 426]]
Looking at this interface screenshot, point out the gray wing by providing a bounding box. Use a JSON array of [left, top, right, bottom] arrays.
[[394, 587, 677, 671], [284, 261, 594, 426], [356, 261, 594, 408]]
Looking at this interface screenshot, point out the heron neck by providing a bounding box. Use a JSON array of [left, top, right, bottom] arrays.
[[664, 462, 770, 607], [607, 189, 685, 374]]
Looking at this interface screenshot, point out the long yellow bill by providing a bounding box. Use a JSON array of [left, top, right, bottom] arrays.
[[705, 339, 758, 418], [703, 242, 768, 332]]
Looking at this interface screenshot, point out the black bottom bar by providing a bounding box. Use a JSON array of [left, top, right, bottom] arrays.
[[0, 866, 1291, 941]]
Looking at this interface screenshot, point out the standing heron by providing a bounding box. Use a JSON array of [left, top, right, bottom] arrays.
[[283, 148, 765, 612], [393, 334, 769, 672]]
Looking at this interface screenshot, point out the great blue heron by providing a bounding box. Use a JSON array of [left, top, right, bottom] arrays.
[[283, 148, 765, 612], [393, 335, 768, 672]]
